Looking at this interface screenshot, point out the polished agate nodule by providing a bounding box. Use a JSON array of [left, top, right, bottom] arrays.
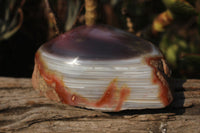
[[32, 25, 173, 111]]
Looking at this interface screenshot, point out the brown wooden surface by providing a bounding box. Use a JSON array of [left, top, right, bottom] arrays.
[[0, 77, 200, 133]]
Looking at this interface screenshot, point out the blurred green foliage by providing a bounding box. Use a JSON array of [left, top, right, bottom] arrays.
[[117, 0, 200, 78], [163, 0, 197, 16], [0, 0, 24, 40], [158, 0, 200, 78], [159, 33, 200, 78]]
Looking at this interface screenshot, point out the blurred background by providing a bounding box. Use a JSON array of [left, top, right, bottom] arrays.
[[0, 0, 200, 79]]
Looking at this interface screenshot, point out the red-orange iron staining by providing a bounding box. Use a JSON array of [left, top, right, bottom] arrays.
[[94, 79, 130, 111], [95, 79, 118, 108], [115, 86, 131, 111], [146, 56, 172, 106]]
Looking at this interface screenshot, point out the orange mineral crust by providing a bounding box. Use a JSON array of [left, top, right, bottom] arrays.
[[146, 56, 173, 106]]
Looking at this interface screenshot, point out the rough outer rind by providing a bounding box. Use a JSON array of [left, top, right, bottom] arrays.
[[146, 56, 173, 106], [32, 60, 60, 102]]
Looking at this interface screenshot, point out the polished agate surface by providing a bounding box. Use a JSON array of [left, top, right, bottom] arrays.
[[42, 25, 154, 60], [32, 25, 173, 111]]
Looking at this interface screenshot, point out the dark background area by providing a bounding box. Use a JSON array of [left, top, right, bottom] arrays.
[[0, 0, 48, 77], [0, 0, 200, 78]]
